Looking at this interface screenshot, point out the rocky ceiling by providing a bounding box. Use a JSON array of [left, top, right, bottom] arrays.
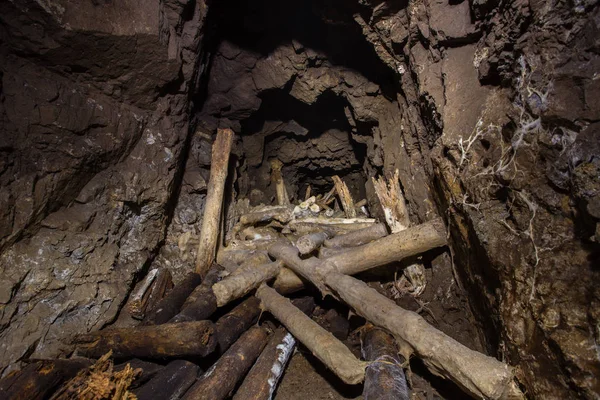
[[0, 0, 599, 398]]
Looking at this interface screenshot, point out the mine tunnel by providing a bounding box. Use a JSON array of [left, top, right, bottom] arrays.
[[0, 0, 599, 399]]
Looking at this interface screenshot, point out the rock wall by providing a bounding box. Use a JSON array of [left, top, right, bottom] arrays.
[[0, 0, 209, 375], [352, 0, 599, 398]]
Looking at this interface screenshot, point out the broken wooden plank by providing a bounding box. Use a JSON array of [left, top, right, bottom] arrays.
[[132, 360, 199, 400], [256, 284, 365, 385], [128, 268, 173, 320], [323, 223, 388, 248], [215, 296, 262, 353], [0, 358, 91, 400], [142, 272, 202, 326], [73, 321, 217, 360], [271, 159, 290, 206], [324, 272, 523, 400], [361, 325, 409, 400], [196, 128, 235, 277], [182, 326, 269, 400], [372, 170, 410, 233], [332, 175, 357, 218]]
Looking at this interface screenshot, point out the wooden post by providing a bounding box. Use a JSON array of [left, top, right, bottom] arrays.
[[73, 321, 217, 359], [332, 175, 357, 218], [133, 360, 199, 400], [270, 159, 290, 205], [182, 326, 269, 400], [128, 268, 173, 320], [0, 359, 91, 400], [361, 325, 409, 400], [142, 272, 202, 326], [256, 284, 365, 385], [196, 128, 234, 277], [324, 272, 523, 400]]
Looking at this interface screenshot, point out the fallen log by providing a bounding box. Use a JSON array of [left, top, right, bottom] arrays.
[[169, 264, 223, 323], [324, 223, 388, 248], [296, 231, 331, 255], [256, 284, 365, 385], [322, 218, 446, 275], [212, 261, 282, 307], [73, 321, 217, 360], [142, 272, 202, 326], [325, 272, 523, 400], [361, 325, 409, 400], [182, 326, 269, 400], [332, 175, 357, 218], [196, 128, 234, 277], [215, 296, 262, 353], [271, 159, 290, 206], [133, 360, 199, 400], [0, 358, 91, 400], [216, 248, 269, 272], [232, 327, 295, 400]]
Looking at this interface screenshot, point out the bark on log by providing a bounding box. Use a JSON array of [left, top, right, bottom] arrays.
[[296, 231, 330, 255], [73, 321, 217, 360], [361, 326, 409, 400], [270, 159, 290, 206], [169, 264, 223, 323], [196, 128, 234, 277], [182, 326, 269, 400], [332, 175, 357, 218], [114, 359, 163, 388], [324, 272, 523, 400], [215, 296, 262, 353], [232, 327, 295, 400], [0, 358, 91, 400], [323, 223, 388, 248], [213, 261, 282, 307], [142, 272, 202, 326], [133, 360, 199, 400], [256, 285, 365, 385]]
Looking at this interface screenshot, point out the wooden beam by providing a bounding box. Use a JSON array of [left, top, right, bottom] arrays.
[[196, 128, 235, 276]]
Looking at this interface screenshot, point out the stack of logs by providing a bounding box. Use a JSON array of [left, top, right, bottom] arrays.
[[0, 128, 524, 400]]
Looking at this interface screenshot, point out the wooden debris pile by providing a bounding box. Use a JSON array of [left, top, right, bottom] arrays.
[[0, 128, 524, 400]]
